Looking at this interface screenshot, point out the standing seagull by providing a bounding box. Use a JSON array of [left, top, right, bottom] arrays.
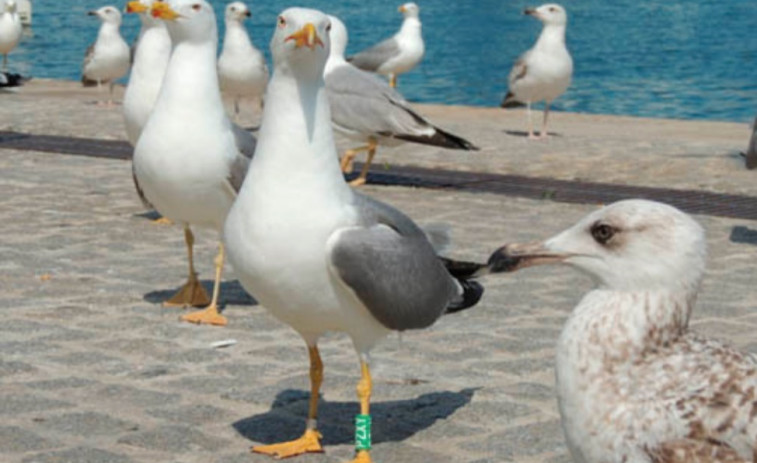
[[326, 15, 477, 186], [745, 115, 757, 170], [122, 0, 171, 146], [484, 199, 757, 462], [82, 5, 130, 106], [0, 0, 22, 72], [347, 2, 423, 88], [224, 8, 483, 462], [133, 0, 256, 326], [218, 1, 268, 118], [501, 4, 572, 139]]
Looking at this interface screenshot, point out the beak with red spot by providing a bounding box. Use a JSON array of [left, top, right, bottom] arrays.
[[285, 23, 324, 50], [478, 241, 570, 276], [125, 1, 148, 14], [151, 1, 181, 20]]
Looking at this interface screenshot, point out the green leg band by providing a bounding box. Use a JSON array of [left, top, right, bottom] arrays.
[[355, 413, 372, 451]]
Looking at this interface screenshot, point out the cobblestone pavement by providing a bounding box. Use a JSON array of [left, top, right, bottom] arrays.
[[0, 81, 756, 463]]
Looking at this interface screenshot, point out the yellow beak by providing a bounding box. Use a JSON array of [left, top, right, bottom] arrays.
[[125, 1, 148, 14], [285, 23, 323, 50], [398, 5, 406, 13], [151, 2, 180, 20]]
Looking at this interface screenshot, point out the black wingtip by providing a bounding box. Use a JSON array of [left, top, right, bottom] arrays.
[[446, 280, 484, 314], [0, 72, 29, 87], [500, 92, 525, 108]]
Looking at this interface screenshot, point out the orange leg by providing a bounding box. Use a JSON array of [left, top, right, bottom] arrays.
[[163, 226, 211, 308], [180, 243, 228, 326]]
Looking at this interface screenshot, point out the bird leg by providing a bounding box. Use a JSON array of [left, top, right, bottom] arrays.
[[340, 144, 371, 174], [348, 139, 378, 187], [389, 74, 397, 88], [253, 345, 325, 458], [526, 102, 538, 140], [163, 225, 211, 308], [540, 102, 551, 138], [347, 360, 373, 463], [151, 216, 173, 225], [180, 242, 228, 326]]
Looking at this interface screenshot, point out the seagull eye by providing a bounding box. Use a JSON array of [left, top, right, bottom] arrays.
[[277, 16, 286, 28], [591, 223, 617, 245], [192, 3, 201, 11], [549, 7, 556, 12], [326, 23, 331, 32]]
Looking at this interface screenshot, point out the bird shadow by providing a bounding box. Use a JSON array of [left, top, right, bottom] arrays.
[[730, 226, 757, 246], [133, 210, 164, 221], [143, 280, 257, 307], [503, 130, 562, 138], [233, 387, 477, 446]]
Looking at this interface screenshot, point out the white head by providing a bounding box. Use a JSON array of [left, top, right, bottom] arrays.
[[269, 7, 331, 81], [151, 0, 217, 45], [327, 14, 348, 59], [525, 3, 567, 26], [399, 2, 419, 19], [88, 5, 123, 25], [225, 1, 250, 23], [487, 199, 707, 294]]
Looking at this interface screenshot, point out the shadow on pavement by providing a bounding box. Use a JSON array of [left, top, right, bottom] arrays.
[[233, 388, 477, 446], [143, 280, 257, 307], [730, 226, 757, 246]]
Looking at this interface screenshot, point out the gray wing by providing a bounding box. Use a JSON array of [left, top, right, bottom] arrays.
[[746, 116, 757, 170], [508, 52, 530, 87], [226, 154, 250, 193], [226, 125, 255, 193], [81, 43, 98, 85], [328, 193, 458, 331], [348, 36, 401, 72], [131, 160, 154, 209], [232, 123, 257, 159]]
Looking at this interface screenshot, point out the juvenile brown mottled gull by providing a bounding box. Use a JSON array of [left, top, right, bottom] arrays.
[[484, 199, 757, 463]]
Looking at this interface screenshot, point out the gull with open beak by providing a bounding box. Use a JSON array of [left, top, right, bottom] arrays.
[[224, 7, 484, 462], [483, 199, 757, 462], [132, 0, 256, 326]]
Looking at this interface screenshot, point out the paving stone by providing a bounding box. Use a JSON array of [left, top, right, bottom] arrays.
[[0, 426, 59, 453], [21, 446, 133, 463], [146, 404, 233, 425], [36, 412, 139, 436], [117, 425, 229, 453], [24, 377, 97, 390], [0, 394, 73, 415]]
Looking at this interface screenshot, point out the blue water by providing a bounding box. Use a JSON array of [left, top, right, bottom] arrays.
[[9, 0, 757, 122]]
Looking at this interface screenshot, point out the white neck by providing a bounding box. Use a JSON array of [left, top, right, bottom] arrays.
[[535, 23, 566, 51], [224, 20, 253, 47], [243, 67, 350, 198], [398, 17, 421, 36], [98, 21, 121, 40]]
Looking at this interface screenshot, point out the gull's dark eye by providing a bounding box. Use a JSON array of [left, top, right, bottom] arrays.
[[549, 7, 556, 12], [192, 3, 201, 11], [277, 16, 286, 28], [326, 23, 331, 32], [591, 222, 616, 245]]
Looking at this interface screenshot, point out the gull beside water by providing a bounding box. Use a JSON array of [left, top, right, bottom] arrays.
[[81, 5, 130, 106], [0, 0, 22, 72]]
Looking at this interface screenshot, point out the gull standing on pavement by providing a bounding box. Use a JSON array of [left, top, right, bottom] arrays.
[[326, 15, 477, 186], [347, 2, 423, 88], [501, 3, 572, 139], [218, 1, 268, 118], [133, 0, 256, 326], [82, 5, 131, 106], [224, 8, 483, 462], [483, 199, 757, 462], [0, 0, 22, 72]]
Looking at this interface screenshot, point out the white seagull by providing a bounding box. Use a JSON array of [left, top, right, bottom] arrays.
[[217, 1, 268, 118], [122, 0, 172, 146], [0, 0, 22, 72], [484, 199, 757, 463], [326, 15, 477, 187], [501, 3, 572, 139], [133, 0, 256, 326], [224, 8, 483, 462], [745, 115, 757, 170], [347, 2, 424, 88], [82, 5, 131, 106]]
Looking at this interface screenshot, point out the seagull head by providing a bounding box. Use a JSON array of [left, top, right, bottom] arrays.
[[4, 0, 17, 13], [88, 5, 123, 25], [485, 199, 707, 294], [326, 15, 349, 60], [398, 2, 420, 19], [270, 8, 330, 79], [524, 3, 567, 26], [225, 1, 250, 23], [151, 0, 217, 45]]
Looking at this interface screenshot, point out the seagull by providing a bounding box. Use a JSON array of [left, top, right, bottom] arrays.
[[745, 115, 757, 170], [81, 5, 131, 106], [122, 0, 172, 146], [483, 199, 757, 463], [347, 2, 424, 88], [133, 0, 256, 326], [0, 0, 22, 72], [224, 8, 483, 462], [501, 3, 572, 140], [326, 15, 477, 187], [217, 1, 269, 118]]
